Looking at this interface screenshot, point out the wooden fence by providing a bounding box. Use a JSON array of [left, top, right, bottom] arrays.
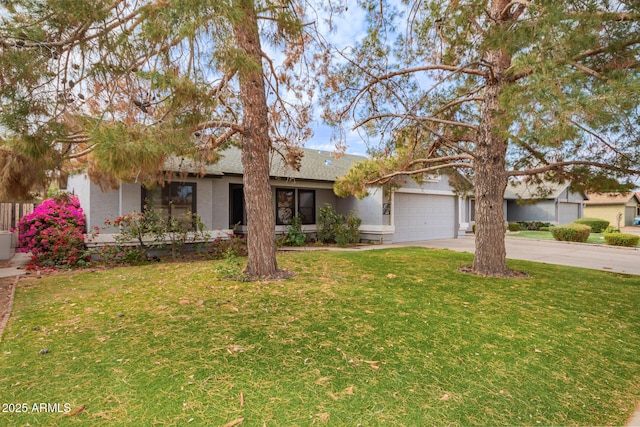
[[0, 203, 37, 231]]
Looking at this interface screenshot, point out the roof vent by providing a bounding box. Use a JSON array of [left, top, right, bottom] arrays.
[[325, 160, 332, 166]]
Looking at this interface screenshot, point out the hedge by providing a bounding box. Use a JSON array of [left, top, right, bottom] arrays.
[[573, 218, 609, 233], [604, 233, 639, 247], [550, 224, 591, 242], [508, 222, 521, 232], [517, 221, 551, 231]]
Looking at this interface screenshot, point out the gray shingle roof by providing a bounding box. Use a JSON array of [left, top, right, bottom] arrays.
[[504, 181, 571, 200], [164, 146, 365, 182]]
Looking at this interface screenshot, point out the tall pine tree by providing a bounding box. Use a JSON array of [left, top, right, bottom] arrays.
[[322, 0, 640, 276], [0, 0, 317, 278]]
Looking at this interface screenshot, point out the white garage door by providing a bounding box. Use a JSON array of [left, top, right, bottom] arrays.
[[393, 193, 456, 242]]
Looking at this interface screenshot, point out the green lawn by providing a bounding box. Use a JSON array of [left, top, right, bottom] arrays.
[[1, 249, 639, 426], [509, 230, 640, 246]]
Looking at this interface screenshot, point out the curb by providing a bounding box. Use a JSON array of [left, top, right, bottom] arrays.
[[627, 403, 640, 427]]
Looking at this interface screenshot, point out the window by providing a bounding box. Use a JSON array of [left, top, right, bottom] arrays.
[[229, 184, 246, 227], [276, 188, 316, 225], [276, 189, 295, 225], [298, 190, 315, 225], [142, 182, 197, 229]]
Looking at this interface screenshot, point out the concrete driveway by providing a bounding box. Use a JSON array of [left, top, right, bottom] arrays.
[[404, 235, 640, 276]]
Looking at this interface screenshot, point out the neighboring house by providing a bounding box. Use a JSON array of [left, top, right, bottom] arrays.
[[67, 146, 471, 244], [584, 192, 640, 227], [503, 181, 587, 225]]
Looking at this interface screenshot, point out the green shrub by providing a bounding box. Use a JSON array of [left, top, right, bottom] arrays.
[[335, 214, 361, 247], [550, 224, 591, 242], [283, 215, 307, 246], [604, 233, 639, 247], [317, 204, 361, 246], [573, 218, 609, 233], [317, 204, 342, 244], [508, 222, 521, 232], [94, 245, 149, 266], [517, 221, 552, 231], [604, 226, 620, 234], [107, 205, 210, 260], [539, 226, 550, 232]]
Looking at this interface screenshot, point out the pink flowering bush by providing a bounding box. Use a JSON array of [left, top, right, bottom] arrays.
[[16, 194, 89, 269]]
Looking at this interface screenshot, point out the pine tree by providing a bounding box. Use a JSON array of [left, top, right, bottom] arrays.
[[0, 0, 316, 278], [322, 0, 640, 277]]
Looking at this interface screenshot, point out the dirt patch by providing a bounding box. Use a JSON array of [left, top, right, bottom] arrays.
[[0, 277, 18, 339], [457, 265, 530, 278]]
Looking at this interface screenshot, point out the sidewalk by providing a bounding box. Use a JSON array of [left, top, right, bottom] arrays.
[[0, 252, 30, 278]]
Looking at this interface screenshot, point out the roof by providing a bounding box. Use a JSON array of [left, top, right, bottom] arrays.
[[164, 146, 366, 182], [584, 191, 640, 205], [504, 181, 572, 200]]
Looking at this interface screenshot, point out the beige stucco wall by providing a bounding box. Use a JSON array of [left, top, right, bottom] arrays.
[[583, 205, 626, 228]]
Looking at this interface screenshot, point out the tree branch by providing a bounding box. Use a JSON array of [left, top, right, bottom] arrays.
[[406, 154, 475, 168], [573, 36, 640, 62], [194, 120, 246, 134], [4, 7, 144, 51], [499, 0, 530, 20], [208, 70, 236, 99], [566, 11, 640, 22], [433, 94, 484, 116], [568, 61, 608, 81], [508, 161, 640, 177], [369, 64, 487, 83], [354, 113, 479, 131], [364, 162, 475, 186], [68, 145, 95, 159], [569, 120, 633, 162], [208, 128, 240, 149]]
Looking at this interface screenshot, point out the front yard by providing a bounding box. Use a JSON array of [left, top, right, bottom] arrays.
[[1, 248, 639, 426]]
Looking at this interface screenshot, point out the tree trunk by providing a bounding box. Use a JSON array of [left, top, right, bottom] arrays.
[[472, 94, 510, 276], [472, 0, 513, 277], [232, 0, 278, 278]]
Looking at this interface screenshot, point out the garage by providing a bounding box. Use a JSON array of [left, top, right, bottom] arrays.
[[558, 202, 581, 225], [393, 192, 456, 242], [625, 206, 636, 226]]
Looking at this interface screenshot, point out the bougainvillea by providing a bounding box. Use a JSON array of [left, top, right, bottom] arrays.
[[16, 194, 88, 268]]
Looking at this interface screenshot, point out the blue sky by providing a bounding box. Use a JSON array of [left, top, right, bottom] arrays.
[[302, 4, 370, 157]]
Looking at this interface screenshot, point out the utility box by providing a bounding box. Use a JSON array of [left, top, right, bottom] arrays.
[[0, 231, 14, 261]]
